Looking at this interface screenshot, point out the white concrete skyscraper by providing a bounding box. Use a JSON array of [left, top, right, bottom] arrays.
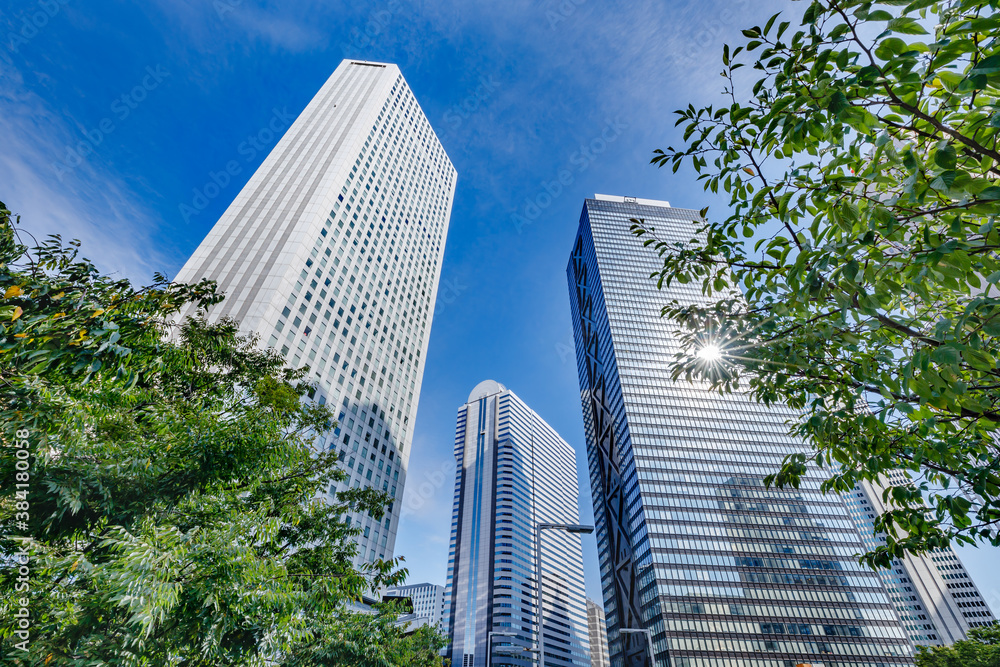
[[444, 381, 590, 667], [587, 597, 611, 667], [845, 475, 996, 647], [174, 59, 457, 566]]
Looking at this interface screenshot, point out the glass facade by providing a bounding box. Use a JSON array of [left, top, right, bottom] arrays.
[[174, 60, 456, 567], [566, 195, 915, 667], [445, 381, 589, 667]]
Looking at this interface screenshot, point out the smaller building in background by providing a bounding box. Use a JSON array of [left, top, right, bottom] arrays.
[[385, 582, 446, 629], [845, 472, 996, 647], [445, 380, 590, 667], [587, 597, 610, 667]]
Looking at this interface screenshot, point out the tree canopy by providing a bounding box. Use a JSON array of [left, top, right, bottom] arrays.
[[0, 202, 444, 665], [915, 623, 1000, 666], [633, 0, 1000, 567]]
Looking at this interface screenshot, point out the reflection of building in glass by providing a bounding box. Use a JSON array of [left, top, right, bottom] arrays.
[[444, 381, 589, 667], [845, 473, 996, 646], [174, 60, 456, 568], [567, 195, 915, 667], [588, 597, 610, 667]]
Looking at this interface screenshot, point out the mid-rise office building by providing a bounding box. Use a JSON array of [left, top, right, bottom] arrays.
[[588, 597, 610, 667], [174, 59, 456, 566], [444, 380, 589, 667], [386, 582, 446, 629], [845, 474, 996, 646], [567, 195, 914, 667]]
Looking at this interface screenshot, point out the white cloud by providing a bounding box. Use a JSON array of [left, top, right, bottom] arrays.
[[0, 54, 172, 284]]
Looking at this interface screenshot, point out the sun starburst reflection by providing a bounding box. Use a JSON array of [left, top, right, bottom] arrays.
[[697, 344, 723, 362]]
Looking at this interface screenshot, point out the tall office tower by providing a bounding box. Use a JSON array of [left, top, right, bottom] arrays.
[[174, 60, 457, 566], [567, 195, 915, 667], [444, 380, 590, 667], [845, 474, 996, 646], [385, 582, 447, 628], [588, 598, 611, 667]]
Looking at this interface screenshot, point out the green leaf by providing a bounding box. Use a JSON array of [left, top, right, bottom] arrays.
[[828, 91, 850, 115], [887, 17, 928, 34], [930, 170, 957, 190], [934, 143, 957, 170], [971, 54, 1000, 75]]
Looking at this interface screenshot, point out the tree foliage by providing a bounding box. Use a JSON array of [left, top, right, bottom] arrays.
[[0, 202, 444, 665], [915, 623, 1000, 666], [634, 0, 1000, 567]]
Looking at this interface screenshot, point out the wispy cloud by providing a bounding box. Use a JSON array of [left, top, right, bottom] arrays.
[[0, 53, 172, 283]]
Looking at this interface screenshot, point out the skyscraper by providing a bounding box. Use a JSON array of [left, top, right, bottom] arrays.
[[567, 195, 914, 667], [174, 60, 456, 566], [588, 597, 611, 667], [444, 380, 589, 667], [845, 475, 996, 646], [385, 582, 447, 629]]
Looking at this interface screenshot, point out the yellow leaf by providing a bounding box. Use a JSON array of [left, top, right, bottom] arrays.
[[52, 291, 65, 300], [11, 306, 22, 321], [53, 312, 66, 319], [744, 167, 756, 176], [14, 333, 27, 338], [92, 309, 105, 317], [45, 655, 54, 665], [70, 560, 79, 572], [4, 286, 23, 298]]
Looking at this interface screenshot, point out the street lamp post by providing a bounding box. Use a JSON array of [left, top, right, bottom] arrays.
[[533, 522, 594, 666], [620, 628, 655, 667], [486, 631, 517, 667]]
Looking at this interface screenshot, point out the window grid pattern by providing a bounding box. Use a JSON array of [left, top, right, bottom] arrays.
[[385, 582, 446, 629], [567, 197, 915, 667], [174, 60, 457, 566], [446, 382, 590, 667]]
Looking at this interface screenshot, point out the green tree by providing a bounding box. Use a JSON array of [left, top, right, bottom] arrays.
[[0, 202, 442, 666], [633, 0, 1000, 567], [915, 623, 1000, 666]]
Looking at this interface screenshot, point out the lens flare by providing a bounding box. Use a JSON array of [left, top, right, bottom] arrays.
[[697, 344, 722, 362]]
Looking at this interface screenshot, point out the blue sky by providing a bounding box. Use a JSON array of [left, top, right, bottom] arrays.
[[3, 0, 999, 613]]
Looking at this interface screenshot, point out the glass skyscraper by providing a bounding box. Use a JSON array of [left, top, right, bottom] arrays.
[[174, 60, 456, 566], [445, 381, 589, 667], [567, 195, 914, 667]]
